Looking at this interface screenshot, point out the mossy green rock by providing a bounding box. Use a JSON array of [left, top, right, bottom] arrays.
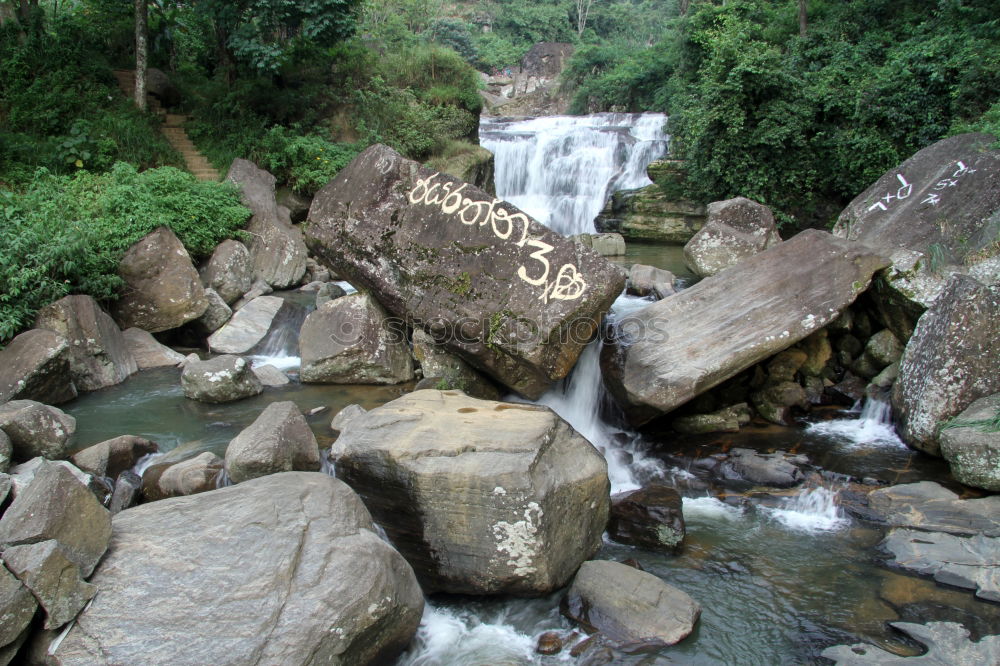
[[940, 394, 1000, 491]]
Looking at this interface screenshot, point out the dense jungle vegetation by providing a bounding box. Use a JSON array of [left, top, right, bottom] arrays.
[[1, 0, 998, 340]]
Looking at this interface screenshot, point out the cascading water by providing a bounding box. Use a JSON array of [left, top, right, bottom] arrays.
[[806, 395, 905, 447], [480, 113, 668, 236]]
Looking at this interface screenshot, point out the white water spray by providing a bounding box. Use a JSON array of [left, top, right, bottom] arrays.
[[763, 486, 848, 533], [806, 396, 905, 448], [481, 113, 668, 236]]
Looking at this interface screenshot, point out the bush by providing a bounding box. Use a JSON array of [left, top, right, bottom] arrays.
[[0, 164, 249, 342], [252, 127, 362, 195]]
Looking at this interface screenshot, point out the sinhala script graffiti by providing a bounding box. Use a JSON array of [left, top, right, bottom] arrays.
[[408, 173, 587, 302]]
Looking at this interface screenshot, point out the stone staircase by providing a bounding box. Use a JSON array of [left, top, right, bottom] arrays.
[[112, 69, 220, 182]]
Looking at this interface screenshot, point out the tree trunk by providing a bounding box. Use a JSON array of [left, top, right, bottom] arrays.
[[134, 0, 148, 111], [679, 0, 690, 16], [798, 0, 807, 37]]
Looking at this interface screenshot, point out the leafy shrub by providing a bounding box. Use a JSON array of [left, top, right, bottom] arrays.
[[252, 127, 362, 195], [0, 164, 249, 342]]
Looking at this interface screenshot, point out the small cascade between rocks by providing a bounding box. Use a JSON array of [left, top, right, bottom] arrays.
[[763, 486, 848, 533], [247, 298, 310, 371], [480, 113, 668, 236], [806, 395, 905, 448]]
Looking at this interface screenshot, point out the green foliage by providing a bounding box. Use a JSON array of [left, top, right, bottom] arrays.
[[252, 127, 362, 195], [429, 18, 477, 62], [472, 32, 526, 71], [941, 408, 1000, 434], [0, 164, 249, 342]]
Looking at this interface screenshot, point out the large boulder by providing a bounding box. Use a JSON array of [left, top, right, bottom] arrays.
[[608, 485, 685, 553], [626, 264, 675, 300], [0, 401, 76, 462], [207, 295, 305, 356], [121, 328, 185, 369], [199, 239, 253, 305], [892, 275, 1000, 454], [0, 329, 76, 405], [940, 394, 1000, 491], [142, 452, 223, 501], [595, 183, 706, 244], [833, 132, 1000, 338], [305, 144, 625, 399], [683, 197, 782, 277], [42, 473, 424, 665], [0, 461, 111, 577], [299, 294, 414, 385], [226, 159, 308, 289], [224, 402, 321, 484], [330, 389, 610, 595], [0, 564, 36, 652], [34, 295, 137, 392], [191, 288, 232, 336], [411, 329, 500, 400], [111, 227, 209, 333], [181, 355, 263, 404], [2, 540, 97, 629], [602, 230, 889, 424], [562, 560, 700, 647]]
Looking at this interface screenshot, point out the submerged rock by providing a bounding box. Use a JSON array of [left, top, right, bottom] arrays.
[[42, 472, 424, 665], [224, 401, 321, 484], [718, 448, 806, 488], [199, 239, 253, 305], [299, 293, 414, 385], [180, 355, 263, 404], [226, 159, 307, 289], [34, 295, 137, 392], [602, 230, 888, 425], [0, 329, 77, 405], [111, 227, 209, 333], [607, 485, 686, 553], [892, 275, 1000, 455], [881, 528, 1000, 602], [0, 400, 76, 462], [822, 621, 1000, 665], [331, 389, 609, 595], [562, 560, 700, 647], [305, 144, 625, 399], [940, 394, 1000, 491], [683, 196, 781, 278]]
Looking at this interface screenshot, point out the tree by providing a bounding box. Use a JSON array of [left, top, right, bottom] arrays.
[[798, 0, 807, 37], [134, 0, 147, 111], [575, 0, 594, 37]]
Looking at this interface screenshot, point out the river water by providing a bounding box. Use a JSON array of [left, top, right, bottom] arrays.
[[61, 114, 998, 664]]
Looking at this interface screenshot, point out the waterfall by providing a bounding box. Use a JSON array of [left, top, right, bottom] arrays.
[[762, 486, 848, 533], [247, 300, 310, 371], [480, 113, 668, 236], [806, 395, 905, 448]]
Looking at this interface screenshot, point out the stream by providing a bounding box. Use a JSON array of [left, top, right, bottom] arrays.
[[62, 113, 999, 664]]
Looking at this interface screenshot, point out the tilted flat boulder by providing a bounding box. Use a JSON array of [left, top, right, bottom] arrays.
[[43, 472, 424, 665], [866, 481, 1000, 537], [226, 159, 307, 289], [940, 394, 1000, 491], [881, 528, 1000, 603], [562, 560, 700, 647], [331, 389, 610, 595], [224, 401, 320, 483], [602, 230, 888, 424], [207, 295, 305, 356], [0, 329, 76, 405], [111, 227, 209, 333], [822, 621, 1000, 665], [892, 275, 1000, 454], [34, 295, 137, 392], [121, 328, 185, 369], [305, 144, 625, 399], [0, 400, 76, 462], [683, 196, 781, 277], [199, 239, 253, 305], [299, 293, 414, 385], [0, 461, 111, 577], [833, 132, 1000, 338]]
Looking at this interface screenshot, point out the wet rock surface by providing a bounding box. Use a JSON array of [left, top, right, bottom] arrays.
[[822, 621, 1000, 665], [880, 529, 1000, 602], [602, 230, 888, 424], [864, 482, 1000, 537], [43, 472, 424, 665], [562, 560, 700, 647], [608, 485, 686, 553], [330, 389, 609, 595], [305, 144, 625, 399]]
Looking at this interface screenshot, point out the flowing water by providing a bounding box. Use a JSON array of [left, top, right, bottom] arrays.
[[57, 114, 996, 664], [481, 113, 668, 236]]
